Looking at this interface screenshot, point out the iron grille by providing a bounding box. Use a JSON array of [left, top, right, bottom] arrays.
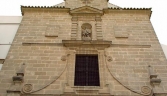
[[74, 55, 100, 86]]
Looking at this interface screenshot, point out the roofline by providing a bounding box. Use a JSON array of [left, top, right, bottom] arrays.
[[104, 8, 152, 19], [21, 5, 152, 18], [21, 5, 152, 10], [21, 5, 69, 16], [21, 5, 66, 8], [107, 7, 152, 10]]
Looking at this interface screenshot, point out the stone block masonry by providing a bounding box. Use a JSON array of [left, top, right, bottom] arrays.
[[0, 0, 167, 96]]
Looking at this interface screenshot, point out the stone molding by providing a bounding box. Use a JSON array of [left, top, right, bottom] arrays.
[[70, 6, 103, 16], [63, 48, 109, 95], [71, 16, 78, 40], [96, 17, 103, 40], [62, 40, 111, 50], [111, 44, 151, 48]]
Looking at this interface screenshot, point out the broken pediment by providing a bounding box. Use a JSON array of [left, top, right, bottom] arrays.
[[70, 6, 103, 15]]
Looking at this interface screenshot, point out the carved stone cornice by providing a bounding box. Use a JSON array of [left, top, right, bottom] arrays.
[[70, 6, 104, 16], [62, 40, 112, 50]]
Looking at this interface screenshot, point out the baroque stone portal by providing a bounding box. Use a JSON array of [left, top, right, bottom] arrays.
[[81, 23, 92, 40]]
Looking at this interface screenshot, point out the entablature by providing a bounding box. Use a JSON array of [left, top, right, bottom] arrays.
[[62, 40, 112, 50]]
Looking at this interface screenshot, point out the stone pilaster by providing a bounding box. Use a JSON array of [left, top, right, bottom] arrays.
[[96, 16, 103, 40], [71, 16, 78, 40]]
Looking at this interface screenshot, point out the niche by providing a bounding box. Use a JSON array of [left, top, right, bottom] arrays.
[[81, 23, 92, 40]]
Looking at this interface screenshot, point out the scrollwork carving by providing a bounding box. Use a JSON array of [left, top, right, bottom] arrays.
[[141, 86, 152, 95], [22, 84, 33, 93], [107, 56, 113, 62]]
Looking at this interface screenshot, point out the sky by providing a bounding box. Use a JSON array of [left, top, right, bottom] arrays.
[[0, 0, 167, 45]]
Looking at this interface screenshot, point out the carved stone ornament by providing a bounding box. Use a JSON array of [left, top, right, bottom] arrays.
[[81, 0, 93, 4], [13, 76, 23, 82], [107, 56, 113, 62], [141, 86, 152, 95], [61, 55, 67, 61], [22, 84, 33, 93], [81, 23, 92, 40]]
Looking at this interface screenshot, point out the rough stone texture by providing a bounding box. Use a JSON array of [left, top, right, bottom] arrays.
[[65, 0, 108, 10], [0, 0, 167, 96]]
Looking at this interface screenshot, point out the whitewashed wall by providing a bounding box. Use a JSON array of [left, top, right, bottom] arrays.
[[0, 16, 22, 70], [0, 25, 22, 44], [0, 45, 10, 59], [161, 44, 167, 59]]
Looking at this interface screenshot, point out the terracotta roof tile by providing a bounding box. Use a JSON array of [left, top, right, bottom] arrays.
[[21, 5, 65, 8], [21, 2, 151, 10], [108, 7, 152, 10]]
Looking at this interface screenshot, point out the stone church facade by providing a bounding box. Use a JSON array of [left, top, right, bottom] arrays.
[[0, 0, 167, 96]]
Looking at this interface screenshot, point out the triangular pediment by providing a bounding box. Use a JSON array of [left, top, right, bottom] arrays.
[[70, 6, 103, 15]]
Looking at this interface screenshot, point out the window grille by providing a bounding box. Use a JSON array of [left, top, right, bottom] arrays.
[[74, 55, 100, 86]]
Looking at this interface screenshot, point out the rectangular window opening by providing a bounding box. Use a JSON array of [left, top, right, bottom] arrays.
[[74, 54, 100, 86]]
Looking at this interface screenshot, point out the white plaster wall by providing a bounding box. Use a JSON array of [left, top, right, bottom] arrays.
[[0, 16, 22, 23], [0, 16, 22, 59], [161, 44, 167, 59], [0, 16, 22, 70], [0, 45, 10, 59], [0, 25, 21, 44]]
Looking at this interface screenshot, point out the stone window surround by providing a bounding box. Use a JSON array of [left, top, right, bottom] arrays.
[[62, 39, 112, 90], [67, 49, 106, 89]]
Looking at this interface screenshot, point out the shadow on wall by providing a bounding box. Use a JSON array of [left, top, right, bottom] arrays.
[[161, 44, 167, 59], [0, 64, 2, 70]]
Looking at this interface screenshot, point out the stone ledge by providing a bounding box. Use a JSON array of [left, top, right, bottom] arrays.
[[6, 90, 20, 93], [150, 78, 161, 83], [111, 44, 151, 48], [62, 40, 112, 49], [22, 42, 62, 46], [22, 42, 151, 49]]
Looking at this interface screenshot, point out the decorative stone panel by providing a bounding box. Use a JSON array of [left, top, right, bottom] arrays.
[[81, 23, 92, 40], [71, 17, 78, 40], [96, 16, 103, 40], [45, 25, 60, 37], [114, 25, 129, 38]]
